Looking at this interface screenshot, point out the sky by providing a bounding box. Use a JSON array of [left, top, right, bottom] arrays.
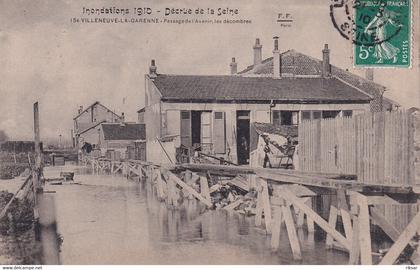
[[0, 0, 419, 141]]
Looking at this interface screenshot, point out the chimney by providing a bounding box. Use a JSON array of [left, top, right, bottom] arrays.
[[149, 59, 157, 78], [365, 68, 374, 81], [253, 38, 262, 66], [322, 44, 331, 78], [78, 106, 83, 114], [230, 57, 237, 75], [273, 36, 281, 78]]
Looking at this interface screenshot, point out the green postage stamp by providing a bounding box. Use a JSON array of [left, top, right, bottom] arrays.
[[353, 0, 411, 67]]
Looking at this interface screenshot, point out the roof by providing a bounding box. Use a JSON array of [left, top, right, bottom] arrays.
[[137, 107, 145, 113], [238, 50, 398, 108], [101, 123, 146, 141], [73, 101, 121, 120], [151, 74, 371, 103], [79, 120, 106, 135]]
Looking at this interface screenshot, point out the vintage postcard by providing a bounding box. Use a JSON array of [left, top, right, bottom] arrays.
[[0, 0, 419, 268]]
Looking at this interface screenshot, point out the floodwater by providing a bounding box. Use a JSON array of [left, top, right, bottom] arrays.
[[45, 165, 350, 265]]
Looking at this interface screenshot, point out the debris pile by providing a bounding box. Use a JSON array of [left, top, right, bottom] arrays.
[[208, 177, 259, 216]]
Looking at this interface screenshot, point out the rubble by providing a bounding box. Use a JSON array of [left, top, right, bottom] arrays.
[[207, 179, 258, 216]]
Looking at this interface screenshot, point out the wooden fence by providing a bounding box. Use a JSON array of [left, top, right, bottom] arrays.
[[298, 111, 417, 185]]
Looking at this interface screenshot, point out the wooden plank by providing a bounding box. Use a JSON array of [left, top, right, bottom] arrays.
[[296, 210, 305, 228], [341, 210, 353, 241], [326, 206, 338, 247], [167, 172, 212, 207], [257, 170, 360, 191], [156, 169, 166, 200], [282, 204, 302, 260], [337, 189, 353, 241], [200, 176, 210, 200], [379, 210, 420, 265], [230, 176, 250, 192], [0, 175, 32, 220], [306, 199, 315, 233], [260, 179, 272, 233], [357, 193, 372, 265], [38, 193, 60, 264], [371, 208, 420, 264], [348, 216, 360, 265], [223, 199, 242, 211], [278, 188, 351, 250], [366, 195, 400, 205], [166, 174, 176, 206], [255, 181, 263, 227], [270, 205, 283, 250], [114, 163, 123, 174]]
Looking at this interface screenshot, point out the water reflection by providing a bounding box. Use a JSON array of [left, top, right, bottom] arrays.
[[49, 168, 350, 265]]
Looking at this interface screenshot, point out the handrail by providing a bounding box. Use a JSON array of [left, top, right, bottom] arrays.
[[0, 174, 32, 220]]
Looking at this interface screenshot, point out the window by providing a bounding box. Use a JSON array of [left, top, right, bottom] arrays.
[[213, 112, 226, 153], [181, 111, 191, 119], [302, 111, 311, 121], [322, 110, 340, 119], [313, 111, 322, 120], [214, 112, 224, 119], [343, 110, 353, 117], [273, 111, 299, 126]]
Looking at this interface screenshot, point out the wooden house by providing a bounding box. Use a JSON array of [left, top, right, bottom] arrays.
[[141, 38, 391, 165], [73, 101, 122, 149], [98, 123, 146, 161]]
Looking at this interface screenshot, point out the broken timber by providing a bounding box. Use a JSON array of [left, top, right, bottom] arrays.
[[84, 157, 420, 265]]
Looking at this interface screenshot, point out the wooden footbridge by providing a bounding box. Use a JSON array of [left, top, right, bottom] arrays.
[[84, 156, 420, 265]]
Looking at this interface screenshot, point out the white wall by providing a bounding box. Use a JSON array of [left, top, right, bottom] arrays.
[[147, 137, 180, 165]]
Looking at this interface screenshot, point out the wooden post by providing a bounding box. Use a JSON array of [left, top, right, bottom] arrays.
[[200, 176, 210, 201], [33, 102, 42, 192], [341, 210, 353, 241], [296, 209, 305, 228], [348, 216, 360, 264], [166, 171, 212, 208], [306, 199, 315, 233], [260, 179, 272, 233], [270, 205, 283, 250], [337, 189, 353, 240], [138, 165, 143, 181], [33, 102, 41, 226], [156, 169, 166, 200], [282, 204, 302, 260], [255, 181, 263, 227], [326, 205, 338, 248], [370, 207, 420, 264], [33, 102, 60, 264], [379, 210, 420, 265], [357, 193, 372, 265], [38, 193, 60, 264], [277, 188, 351, 250]]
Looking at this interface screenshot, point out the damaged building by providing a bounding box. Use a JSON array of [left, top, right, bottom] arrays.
[[140, 37, 396, 165]]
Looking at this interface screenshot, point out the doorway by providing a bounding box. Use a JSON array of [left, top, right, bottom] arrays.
[[191, 111, 201, 150], [236, 111, 250, 165]]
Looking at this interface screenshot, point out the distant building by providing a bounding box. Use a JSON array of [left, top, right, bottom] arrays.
[[142, 38, 388, 165], [98, 123, 146, 160], [238, 39, 399, 112], [73, 101, 122, 148]]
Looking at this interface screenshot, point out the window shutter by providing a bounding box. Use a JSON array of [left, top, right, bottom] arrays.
[[213, 111, 226, 154], [180, 111, 191, 147]]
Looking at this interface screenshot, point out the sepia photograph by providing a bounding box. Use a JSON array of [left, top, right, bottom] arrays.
[[0, 0, 419, 267]]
